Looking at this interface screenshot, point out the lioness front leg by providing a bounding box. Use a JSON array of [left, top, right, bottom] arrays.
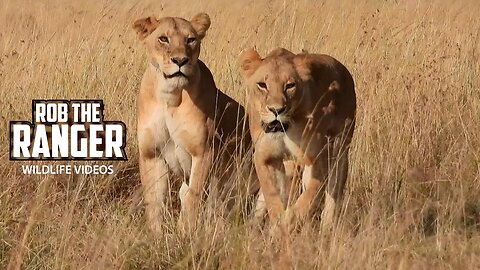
[[139, 155, 169, 234], [253, 154, 286, 219], [287, 157, 328, 227], [179, 152, 212, 227], [322, 133, 352, 230]]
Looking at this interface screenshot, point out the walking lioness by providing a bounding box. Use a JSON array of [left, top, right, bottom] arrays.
[[239, 48, 356, 229], [134, 13, 255, 232]]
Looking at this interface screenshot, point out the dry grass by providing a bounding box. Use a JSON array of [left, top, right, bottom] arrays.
[[1, 0, 480, 269]]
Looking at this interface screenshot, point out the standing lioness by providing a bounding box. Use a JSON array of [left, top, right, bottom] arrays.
[[134, 13, 254, 232], [239, 48, 356, 229]]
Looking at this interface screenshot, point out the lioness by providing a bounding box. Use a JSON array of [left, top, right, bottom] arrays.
[[133, 13, 256, 232], [239, 48, 356, 229]]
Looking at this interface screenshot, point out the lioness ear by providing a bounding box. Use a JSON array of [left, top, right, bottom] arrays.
[[292, 55, 311, 81], [239, 48, 262, 78], [190, 13, 211, 39], [133, 16, 159, 41]]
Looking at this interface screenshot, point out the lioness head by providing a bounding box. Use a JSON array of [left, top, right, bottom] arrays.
[[133, 13, 211, 90], [239, 48, 309, 133]]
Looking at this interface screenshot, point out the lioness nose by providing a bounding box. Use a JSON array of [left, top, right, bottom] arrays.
[[171, 57, 189, 67], [267, 106, 287, 116]]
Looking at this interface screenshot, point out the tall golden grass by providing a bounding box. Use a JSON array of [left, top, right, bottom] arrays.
[[1, 0, 480, 268]]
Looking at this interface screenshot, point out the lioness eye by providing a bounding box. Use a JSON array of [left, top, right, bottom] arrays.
[[187, 37, 196, 44], [158, 36, 169, 43], [285, 82, 296, 90], [257, 82, 267, 91]]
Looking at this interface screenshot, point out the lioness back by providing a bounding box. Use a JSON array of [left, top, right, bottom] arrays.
[[299, 53, 356, 137]]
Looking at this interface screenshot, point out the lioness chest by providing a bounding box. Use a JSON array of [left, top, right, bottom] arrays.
[[260, 128, 304, 162], [139, 96, 209, 178]]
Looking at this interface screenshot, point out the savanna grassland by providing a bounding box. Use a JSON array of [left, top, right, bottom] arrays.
[[1, 0, 480, 269]]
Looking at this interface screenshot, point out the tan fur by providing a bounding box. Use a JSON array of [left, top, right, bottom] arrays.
[[134, 13, 258, 233], [239, 48, 356, 230]]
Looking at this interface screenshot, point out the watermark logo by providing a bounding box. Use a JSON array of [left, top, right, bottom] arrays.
[[9, 100, 127, 174]]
